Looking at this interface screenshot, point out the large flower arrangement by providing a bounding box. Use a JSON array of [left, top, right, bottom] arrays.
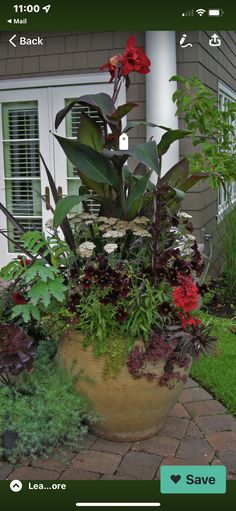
[[1, 35, 235, 388]]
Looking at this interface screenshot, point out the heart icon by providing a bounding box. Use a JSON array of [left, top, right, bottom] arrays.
[[171, 474, 181, 484]]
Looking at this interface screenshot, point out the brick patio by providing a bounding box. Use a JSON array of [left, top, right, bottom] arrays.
[[1, 377, 236, 480]]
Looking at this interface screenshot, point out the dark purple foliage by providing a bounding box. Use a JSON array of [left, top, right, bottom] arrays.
[[0, 324, 36, 376]]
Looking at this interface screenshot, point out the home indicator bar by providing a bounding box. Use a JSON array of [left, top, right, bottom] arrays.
[[76, 504, 161, 507]]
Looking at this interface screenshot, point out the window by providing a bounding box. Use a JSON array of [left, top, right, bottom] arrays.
[[0, 75, 124, 266], [218, 83, 236, 220], [2, 101, 42, 252]]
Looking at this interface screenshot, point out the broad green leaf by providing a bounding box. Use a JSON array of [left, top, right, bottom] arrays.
[[28, 279, 66, 306], [48, 279, 67, 302], [55, 93, 115, 129], [28, 282, 50, 307], [54, 135, 119, 190], [126, 173, 151, 219], [77, 112, 104, 152], [24, 262, 58, 284], [122, 166, 132, 185], [171, 187, 186, 200], [122, 121, 159, 133], [161, 158, 190, 187], [157, 129, 191, 157], [104, 141, 160, 174], [11, 303, 40, 323], [78, 171, 105, 196], [53, 195, 90, 228]]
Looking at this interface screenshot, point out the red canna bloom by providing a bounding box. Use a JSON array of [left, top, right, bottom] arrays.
[[12, 292, 27, 305], [100, 54, 122, 83], [100, 36, 151, 83], [121, 35, 151, 76]]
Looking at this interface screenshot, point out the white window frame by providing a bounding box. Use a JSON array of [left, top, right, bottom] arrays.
[[0, 73, 126, 266], [217, 82, 236, 221]]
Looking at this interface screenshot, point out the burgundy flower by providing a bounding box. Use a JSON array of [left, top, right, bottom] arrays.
[[17, 256, 31, 267], [80, 277, 91, 289], [12, 292, 26, 305], [185, 220, 194, 233], [197, 283, 208, 296], [115, 307, 129, 323], [158, 301, 172, 316]]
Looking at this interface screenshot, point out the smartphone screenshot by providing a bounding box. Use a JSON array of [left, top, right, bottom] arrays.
[[0, 2, 235, 510]]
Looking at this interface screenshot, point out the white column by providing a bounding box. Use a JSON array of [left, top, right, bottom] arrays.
[[145, 31, 179, 176]]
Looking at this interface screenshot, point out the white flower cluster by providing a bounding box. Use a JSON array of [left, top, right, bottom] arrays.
[[104, 243, 118, 254], [102, 230, 126, 239], [177, 211, 193, 219], [77, 241, 96, 258]]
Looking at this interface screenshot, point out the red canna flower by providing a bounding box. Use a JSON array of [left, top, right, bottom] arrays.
[[100, 36, 151, 83], [12, 292, 27, 305], [100, 54, 122, 83], [121, 35, 151, 76]]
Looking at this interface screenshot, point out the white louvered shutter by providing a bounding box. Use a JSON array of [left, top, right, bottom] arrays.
[[2, 101, 42, 252]]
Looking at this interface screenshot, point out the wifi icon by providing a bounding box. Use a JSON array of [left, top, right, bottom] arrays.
[[196, 8, 206, 16]]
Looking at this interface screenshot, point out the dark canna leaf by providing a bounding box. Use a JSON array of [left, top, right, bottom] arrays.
[[55, 93, 115, 129], [54, 135, 119, 190], [40, 154, 76, 251], [157, 129, 192, 157], [77, 112, 104, 152]]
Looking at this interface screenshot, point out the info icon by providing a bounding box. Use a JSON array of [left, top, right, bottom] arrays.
[[10, 480, 23, 493]]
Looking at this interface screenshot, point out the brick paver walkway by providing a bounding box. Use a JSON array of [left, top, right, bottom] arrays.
[[1, 377, 236, 480]]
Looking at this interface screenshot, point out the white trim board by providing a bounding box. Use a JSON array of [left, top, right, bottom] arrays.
[[218, 81, 236, 100], [0, 72, 111, 91]]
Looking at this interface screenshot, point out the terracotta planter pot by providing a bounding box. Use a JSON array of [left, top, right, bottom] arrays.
[[58, 330, 189, 442]]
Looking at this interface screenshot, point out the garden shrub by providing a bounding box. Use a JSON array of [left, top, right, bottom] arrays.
[[0, 341, 93, 463]]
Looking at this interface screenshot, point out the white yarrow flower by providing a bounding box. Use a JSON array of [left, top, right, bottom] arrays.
[[104, 243, 118, 254], [177, 211, 192, 219], [78, 241, 96, 258], [133, 228, 151, 237], [102, 230, 126, 238]]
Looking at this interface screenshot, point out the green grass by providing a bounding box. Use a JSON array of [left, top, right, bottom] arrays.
[[191, 314, 236, 415]]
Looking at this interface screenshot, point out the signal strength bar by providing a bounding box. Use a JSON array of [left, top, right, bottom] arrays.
[[182, 9, 194, 16]]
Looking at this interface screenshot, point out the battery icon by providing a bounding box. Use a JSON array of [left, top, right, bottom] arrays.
[[208, 8, 224, 16]]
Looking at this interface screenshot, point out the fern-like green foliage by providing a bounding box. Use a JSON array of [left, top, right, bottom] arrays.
[[0, 341, 94, 463], [0, 231, 69, 323]]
